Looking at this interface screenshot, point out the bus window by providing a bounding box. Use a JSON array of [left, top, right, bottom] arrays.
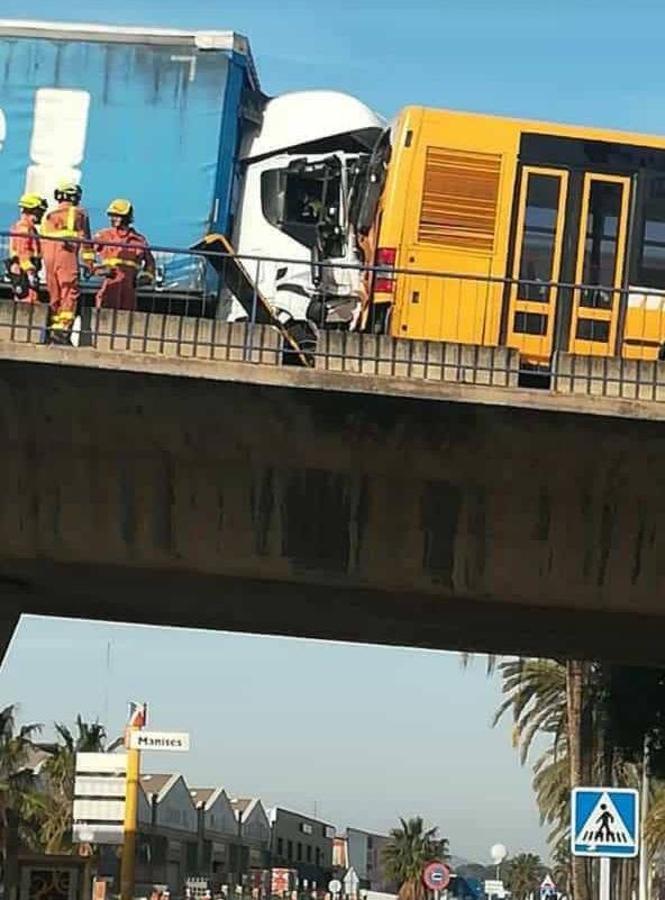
[[517, 174, 563, 302], [507, 166, 568, 363], [634, 177, 665, 289], [569, 173, 630, 356], [579, 180, 623, 309]]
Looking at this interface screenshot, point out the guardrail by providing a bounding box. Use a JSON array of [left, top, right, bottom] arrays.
[[4, 299, 665, 403], [0, 301, 520, 388], [2, 233, 665, 401]]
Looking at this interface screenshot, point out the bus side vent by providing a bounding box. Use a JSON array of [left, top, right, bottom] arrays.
[[418, 147, 502, 253]]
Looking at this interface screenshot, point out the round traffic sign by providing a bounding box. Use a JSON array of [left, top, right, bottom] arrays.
[[328, 881, 342, 895], [423, 863, 451, 892]]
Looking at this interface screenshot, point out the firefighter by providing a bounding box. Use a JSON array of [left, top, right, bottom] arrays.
[[41, 180, 92, 340], [5, 193, 44, 302], [91, 199, 155, 310]]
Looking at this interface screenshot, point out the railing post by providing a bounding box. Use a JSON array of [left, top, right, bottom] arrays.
[[245, 257, 261, 362]]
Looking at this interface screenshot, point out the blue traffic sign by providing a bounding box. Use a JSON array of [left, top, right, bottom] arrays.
[[571, 788, 639, 858]]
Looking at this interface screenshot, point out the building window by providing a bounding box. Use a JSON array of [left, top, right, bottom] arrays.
[[307, 845, 312, 862], [297, 842, 302, 861], [287, 840, 293, 861], [316, 848, 321, 867], [277, 838, 284, 857]]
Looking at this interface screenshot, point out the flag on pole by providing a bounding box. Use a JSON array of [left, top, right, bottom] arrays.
[[127, 702, 147, 728]]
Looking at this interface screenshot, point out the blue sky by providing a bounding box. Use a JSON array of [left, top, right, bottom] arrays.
[[4, 0, 665, 132], [2, 616, 547, 862]]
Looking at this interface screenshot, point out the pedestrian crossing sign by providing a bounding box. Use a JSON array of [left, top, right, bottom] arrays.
[[571, 787, 639, 858]]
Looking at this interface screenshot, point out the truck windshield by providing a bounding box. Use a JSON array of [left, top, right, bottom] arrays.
[[261, 163, 341, 250]]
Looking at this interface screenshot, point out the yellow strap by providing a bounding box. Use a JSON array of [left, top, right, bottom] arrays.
[[19, 259, 36, 272], [52, 311, 74, 326], [81, 250, 95, 260], [41, 208, 83, 240], [104, 257, 139, 268], [40, 228, 81, 239]]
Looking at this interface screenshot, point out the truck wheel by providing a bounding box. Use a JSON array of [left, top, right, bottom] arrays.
[[306, 298, 326, 327], [283, 321, 317, 367]]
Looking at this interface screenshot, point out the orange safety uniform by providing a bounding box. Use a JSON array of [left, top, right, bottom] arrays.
[[8, 213, 41, 303], [92, 226, 156, 310], [41, 203, 92, 329]]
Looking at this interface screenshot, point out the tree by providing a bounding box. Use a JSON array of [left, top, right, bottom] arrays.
[[566, 661, 591, 900], [40, 716, 106, 853], [0, 705, 43, 900], [504, 853, 545, 900], [469, 653, 665, 900], [492, 659, 658, 900], [383, 817, 448, 900]]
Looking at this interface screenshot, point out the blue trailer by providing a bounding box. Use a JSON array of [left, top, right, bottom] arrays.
[[0, 19, 260, 290]]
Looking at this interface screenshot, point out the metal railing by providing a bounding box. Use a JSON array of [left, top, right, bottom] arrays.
[[2, 230, 665, 403]]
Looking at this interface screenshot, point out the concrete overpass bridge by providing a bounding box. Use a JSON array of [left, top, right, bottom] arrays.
[[1, 301, 665, 667]]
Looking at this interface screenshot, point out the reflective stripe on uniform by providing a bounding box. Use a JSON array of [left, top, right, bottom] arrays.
[[103, 257, 140, 268], [40, 229, 81, 239], [51, 312, 74, 328], [41, 206, 85, 240]]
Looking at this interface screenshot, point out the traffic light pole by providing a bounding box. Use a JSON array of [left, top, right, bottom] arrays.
[[120, 728, 141, 900]]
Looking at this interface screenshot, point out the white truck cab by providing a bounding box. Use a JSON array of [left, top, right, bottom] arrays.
[[227, 91, 384, 329]]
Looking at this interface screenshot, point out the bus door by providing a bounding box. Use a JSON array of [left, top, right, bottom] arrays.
[[567, 173, 631, 357], [505, 166, 569, 363]]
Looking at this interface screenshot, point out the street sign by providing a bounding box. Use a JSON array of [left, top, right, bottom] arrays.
[[344, 868, 360, 897], [75, 753, 127, 774], [540, 875, 556, 900], [73, 799, 125, 821], [73, 753, 126, 845], [423, 863, 451, 892], [128, 730, 190, 752], [73, 823, 124, 845], [272, 869, 295, 895], [328, 881, 342, 895], [484, 881, 506, 898], [75, 776, 125, 798], [571, 787, 639, 857]]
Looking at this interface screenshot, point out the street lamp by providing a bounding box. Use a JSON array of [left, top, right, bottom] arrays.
[[490, 845, 507, 881]]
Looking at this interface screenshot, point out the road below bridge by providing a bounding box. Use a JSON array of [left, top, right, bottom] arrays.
[[0, 340, 664, 666]]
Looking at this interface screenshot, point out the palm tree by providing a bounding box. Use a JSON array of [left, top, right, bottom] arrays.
[[493, 658, 567, 763], [493, 660, 652, 900], [40, 716, 106, 853], [0, 705, 43, 900], [566, 661, 591, 900], [383, 817, 448, 900], [494, 659, 588, 900], [504, 853, 545, 900]]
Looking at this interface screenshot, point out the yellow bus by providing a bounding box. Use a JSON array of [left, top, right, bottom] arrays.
[[353, 106, 665, 364]]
